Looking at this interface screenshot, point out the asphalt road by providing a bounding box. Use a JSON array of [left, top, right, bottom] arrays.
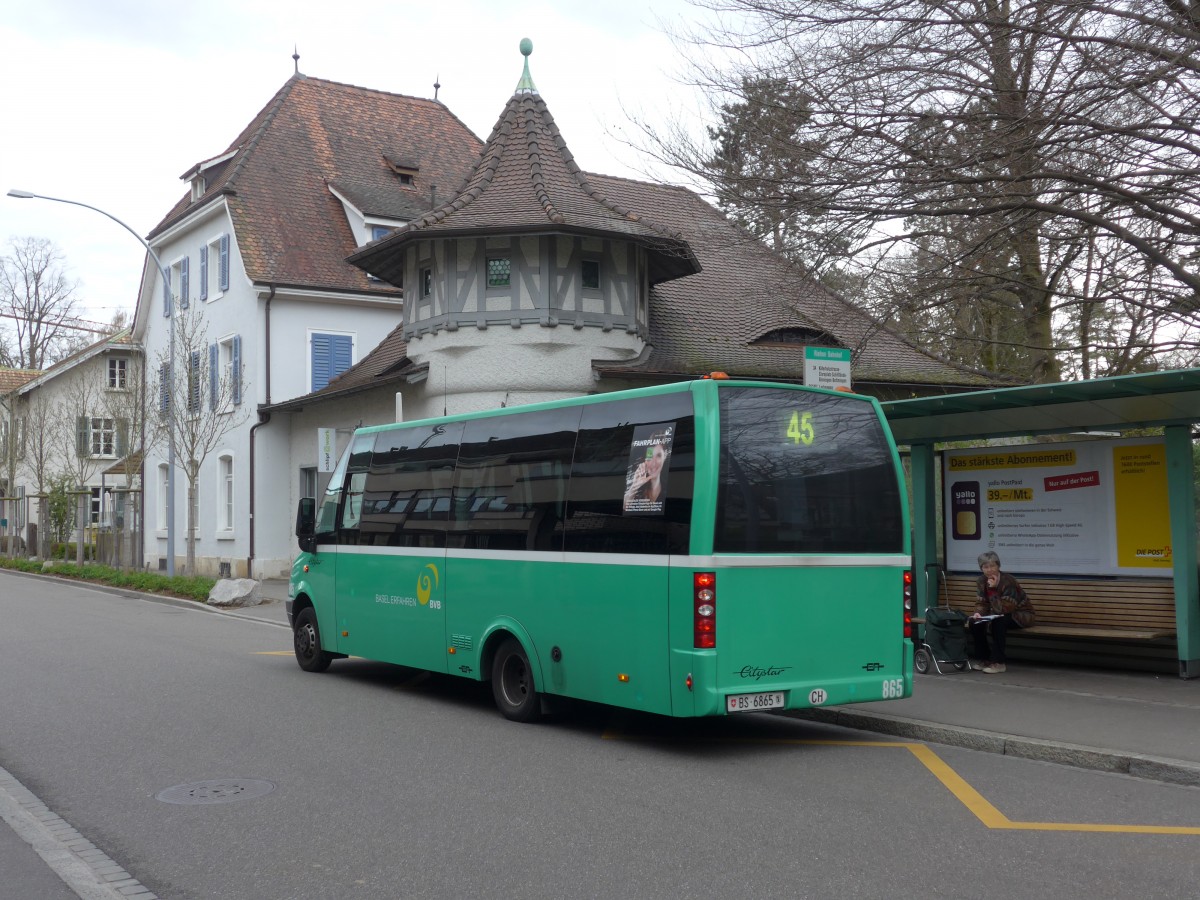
[[2, 572, 1199, 899]]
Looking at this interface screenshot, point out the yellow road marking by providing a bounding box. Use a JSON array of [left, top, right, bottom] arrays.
[[601, 730, 1200, 835]]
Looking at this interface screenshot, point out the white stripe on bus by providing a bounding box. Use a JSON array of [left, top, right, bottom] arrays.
[[313, 544, 909, 569]]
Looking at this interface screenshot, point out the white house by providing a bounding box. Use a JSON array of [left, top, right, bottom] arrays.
[[131, 72, 483, 577], [0, 330, 140, 555]]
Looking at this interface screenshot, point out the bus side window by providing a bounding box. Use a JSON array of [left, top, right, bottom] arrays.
[[314, 441, 353, 539], [564, 394, 695, 555], [453, 407, 580, 551], [361, 423, 463, 547]]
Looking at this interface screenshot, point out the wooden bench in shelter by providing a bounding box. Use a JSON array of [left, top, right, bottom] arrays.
[[938, 574, 1177, 641]]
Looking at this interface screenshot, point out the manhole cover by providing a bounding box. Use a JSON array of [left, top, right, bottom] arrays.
[[155, 779, 276, 805]]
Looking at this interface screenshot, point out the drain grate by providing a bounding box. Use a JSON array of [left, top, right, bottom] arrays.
[[155, 778, 276, 805]]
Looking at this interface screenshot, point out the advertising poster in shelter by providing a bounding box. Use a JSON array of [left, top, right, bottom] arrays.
[[943, 437, 1171, 577]]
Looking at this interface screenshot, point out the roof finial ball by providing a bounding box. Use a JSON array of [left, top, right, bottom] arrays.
[[515, 37, 537, 93]]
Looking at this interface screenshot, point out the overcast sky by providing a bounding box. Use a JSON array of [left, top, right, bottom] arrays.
[[1, 0, 713, 334]]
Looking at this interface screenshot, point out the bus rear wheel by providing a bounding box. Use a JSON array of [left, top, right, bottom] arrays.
[[491, 638, 541, 722], [294, 608, 333, 673]]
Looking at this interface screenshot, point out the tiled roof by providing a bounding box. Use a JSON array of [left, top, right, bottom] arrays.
[[349, 90, 700, 287], [150, 76, 484, 295], [0, 369, 40, 393], [587, 175, 1011, 389]]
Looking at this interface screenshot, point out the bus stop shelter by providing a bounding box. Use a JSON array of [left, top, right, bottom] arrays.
[[882, 368, 1200, 679]]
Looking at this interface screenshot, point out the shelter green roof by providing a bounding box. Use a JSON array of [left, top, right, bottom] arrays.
[[883, 369, 1200, 444]]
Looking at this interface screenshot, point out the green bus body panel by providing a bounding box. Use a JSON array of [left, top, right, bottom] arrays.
[[289, 379, 913, 718]]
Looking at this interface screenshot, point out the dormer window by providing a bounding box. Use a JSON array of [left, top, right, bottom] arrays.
[[752, 327, 842, 348], [383, 154, 419, 189], [190, 176, 206, 201]]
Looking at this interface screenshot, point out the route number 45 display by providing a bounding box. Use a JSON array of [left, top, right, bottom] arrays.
[[787, 411, 814, 445]]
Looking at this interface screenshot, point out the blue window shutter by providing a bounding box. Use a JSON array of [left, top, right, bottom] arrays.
[[180, 257, 190, 309], [310, 333, 352, 391], [311, 333, 331, 392], [232, 335, 242, 405], [210, 343, 219, 410], [115, 419, 128, 458], [199, 245, 208, 301], [330, 334, 352, 381], [76, 416, 88, 457], [159, 363, 170, 413], [219, 234, 230, 291], [188, 351, 201, 411]]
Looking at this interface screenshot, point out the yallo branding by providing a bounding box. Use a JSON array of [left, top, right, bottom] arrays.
[[417, 564, 439, 605]]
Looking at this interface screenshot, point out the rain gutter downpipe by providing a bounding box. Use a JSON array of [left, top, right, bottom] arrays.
[[248, 283, 275, 577]]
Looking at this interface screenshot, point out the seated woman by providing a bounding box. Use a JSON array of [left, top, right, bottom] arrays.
[[969, 551, 1035, 674]]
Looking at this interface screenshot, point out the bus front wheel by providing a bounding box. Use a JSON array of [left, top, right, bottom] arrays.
[[491, 638, 541, 722], [294, 607, 333, 673]]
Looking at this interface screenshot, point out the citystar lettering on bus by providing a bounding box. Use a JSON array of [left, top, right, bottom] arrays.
[[287, 379, 913, 722]]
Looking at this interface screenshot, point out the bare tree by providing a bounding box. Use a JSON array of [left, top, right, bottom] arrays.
[[149, 306, 247, 575], [0, 237, 82, 369], [650, 0, 1200, 381]]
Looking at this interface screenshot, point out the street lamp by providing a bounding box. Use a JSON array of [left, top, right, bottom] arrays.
[[6, 188, 178, 576]]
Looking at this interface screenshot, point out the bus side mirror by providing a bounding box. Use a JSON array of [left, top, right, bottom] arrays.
[[296, 497, 316, 553]]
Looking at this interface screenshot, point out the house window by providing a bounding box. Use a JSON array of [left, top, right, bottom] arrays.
[[107, 357, 128, 390], [371, 226, 392, 241], [157, 464, 169, 532], [200, 234, 230, 301], [300, 466, 317, 500], [218, 454, 235, 532], [487, 256, 511, 288], [420, 266, 432, 298], [582, 259, 601, 291], [171, 256, 190, 309], [310, 332, 354, 392], [211, 335, 243, 409], [90, 487, 102, 524], [78, 417, 117, 458]]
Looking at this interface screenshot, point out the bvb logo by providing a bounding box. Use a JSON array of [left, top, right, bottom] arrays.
[[416, 564, 439, 605]]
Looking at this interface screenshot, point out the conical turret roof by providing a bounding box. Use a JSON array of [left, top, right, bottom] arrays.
[[350, 40, 699, 286]]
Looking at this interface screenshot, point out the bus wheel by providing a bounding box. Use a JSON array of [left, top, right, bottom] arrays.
[[294, 608, 333, 673], [491, 638, 541, 722]]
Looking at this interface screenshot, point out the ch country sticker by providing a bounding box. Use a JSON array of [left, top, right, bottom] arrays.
[[417, 563, 440, 606]]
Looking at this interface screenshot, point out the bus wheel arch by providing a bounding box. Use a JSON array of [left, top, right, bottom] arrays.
[[487, 634, 542, 723]]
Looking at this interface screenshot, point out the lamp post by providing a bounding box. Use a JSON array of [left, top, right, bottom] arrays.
[[6, 189, 177, 576]]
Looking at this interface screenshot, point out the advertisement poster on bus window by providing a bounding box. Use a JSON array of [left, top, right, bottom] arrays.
[[623, 423, 675, 515], [943, 437, 1171, 577]]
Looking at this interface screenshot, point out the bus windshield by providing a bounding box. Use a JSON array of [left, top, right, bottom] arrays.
[[715, 387, 904, 554]]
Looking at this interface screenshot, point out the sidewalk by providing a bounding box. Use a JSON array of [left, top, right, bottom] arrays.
[[254, 578, 1200, 785]]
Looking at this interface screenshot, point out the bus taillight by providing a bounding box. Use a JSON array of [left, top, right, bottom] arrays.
[[694, 572, 716, 649], [903, 569, 913, 638]]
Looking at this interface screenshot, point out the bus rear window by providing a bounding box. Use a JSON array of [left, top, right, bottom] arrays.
[[715, 388, 903, 553]]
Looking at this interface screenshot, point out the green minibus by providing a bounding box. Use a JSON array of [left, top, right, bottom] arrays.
[[288, 379, 913, 721]]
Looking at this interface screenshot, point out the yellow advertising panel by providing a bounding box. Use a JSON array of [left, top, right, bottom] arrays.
[[1112, 444, 1172, 569], [943, 437, 1170, 576]]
